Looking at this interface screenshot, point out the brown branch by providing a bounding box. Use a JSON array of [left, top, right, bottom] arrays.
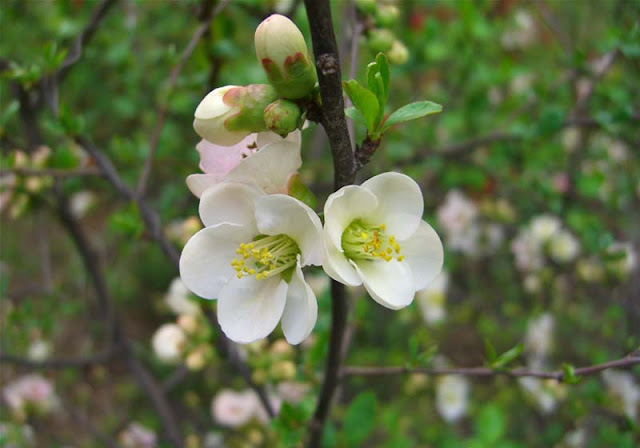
[[304, 1, 356, 446], [341, 351, 640, 381], [136, 0, 229, 198], [0, 349, 119, 370], [0, 167, 101, 178]]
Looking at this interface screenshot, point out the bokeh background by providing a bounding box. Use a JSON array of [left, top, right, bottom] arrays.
[[1, 0, 639, 447]]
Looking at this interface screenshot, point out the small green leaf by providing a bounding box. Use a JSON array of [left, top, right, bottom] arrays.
[[561, 363, 581, 384], [491, 343, 524, 369], [345, 107, 367, 126], [382, 101, 442, 130], [343, 392, 377, 445], [287, 174, 317, 210], [484, 338, 497, 363], [343, 79, 379, 132], [366, 61, 380, 98], [475, 404, 506, 444], [375, 53, 390, 98]]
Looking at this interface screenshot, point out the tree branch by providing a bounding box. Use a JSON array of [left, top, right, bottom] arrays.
[[341, 351, 640, 381], [304, 1, 355, 446]]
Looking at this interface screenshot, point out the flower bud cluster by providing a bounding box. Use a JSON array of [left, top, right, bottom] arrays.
[[193, 15, 314, 146], [151, 278, 215, 371], [355, 0, 409, 65], [2, 146, 53, 219]]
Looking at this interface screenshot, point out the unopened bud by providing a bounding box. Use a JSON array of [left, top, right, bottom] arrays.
[[368, 29, 395, 53], [185, 349, 207, 371], [255, 14, 317, 99], [263, 99, 302, 137], [270, 339, 294, 357], [376, 5, 400, 27], [177, 314, 199, 334], [194, 84, 277, 146], [387, 40, 409, 65], [270, 360, 297, 381]]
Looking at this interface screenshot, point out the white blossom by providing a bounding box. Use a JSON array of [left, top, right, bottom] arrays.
[[164, 277, 199, 316], [180, 182, 322, 344], [415, 270, 448, 325], [323, 172, 443, 309], [151, 323, 186, 363], [525, 313, 554, 360], [602, 369, 640, 421], [2, 374, 59, 416], [548, 229, 580, 263], [435, 375, 470, 423], [119, 422, 157, 448]]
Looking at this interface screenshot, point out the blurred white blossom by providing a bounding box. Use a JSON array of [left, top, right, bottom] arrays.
[[602, 369, 640, 421], [548, 230, 580, 263], [415, 270, 448, 325], [164, 277, 199, 316], [151, 323, 185, 363], [435, 375, 470, 423], [2, 374, 59, 417], [525, 313, 554, 361], [27, 339, 50, 361], [119, 422, 157, 448], [69, 191, 96, 219], [211, 389, 280, 427], [501, 10, 537, 50], [518, 377, 566, 414]]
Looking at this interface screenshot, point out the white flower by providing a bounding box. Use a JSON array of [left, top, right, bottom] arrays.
[[548, 229, 580, 263], [437, 190, 477, 238], [435, 375, 470, 423], [529, 214, 561, 244], [27, 339, 50, 361], [525, 313, 554, 360], [2, 374, 59, 416], [69, 191, 96, 219], [602, 369, 640, 421], [323, 172, 443, 309], [518, 377, 565, 414], [415, 270, 448, 325], [151, 323, 186, 363], [186, 131, 302, 198], [276, 381, 310, 404], [164, 277, 199, 316], [119, 422, 157, 448], [180, 182, 322, 344], [605, 241, 637, 277], [511, 229, 544, 272], [211, 389, 274, 427]]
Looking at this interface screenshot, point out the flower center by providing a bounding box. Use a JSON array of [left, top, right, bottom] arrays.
[[341, 220, 403, 262], [231, 234, 300, 281]]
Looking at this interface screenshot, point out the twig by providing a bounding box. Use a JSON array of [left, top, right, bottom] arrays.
[[533, 0, 572, 55], [136, 0, 229, 198], [304, 1, 356, 446], [0, 349, 119, 370], [0, 167, 101, 178], [341, 351, 640, 381], [204, 309, 276, 417]]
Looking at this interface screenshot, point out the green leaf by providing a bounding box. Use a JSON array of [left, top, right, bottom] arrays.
[[367, 61, 380, 98], [343, 79, 379, 132], [345, 107, 367, 126], [375, 52, 390, 98], [287, 174, 317, 210], [484, 338, 497, 364], [475, 404, 506, 444], [561, 363, 581, 384], [382, 101, 442, 130], [343, 392, 377, 445], [491, 343, 524, 369]]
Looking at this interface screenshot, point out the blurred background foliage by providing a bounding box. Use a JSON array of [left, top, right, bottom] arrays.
[[1, 0, 639, 447]]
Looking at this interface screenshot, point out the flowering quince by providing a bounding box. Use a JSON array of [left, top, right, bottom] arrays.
[[323, 172, 443, 309], [179, 182, 323, 344], [193, 84, 277, 146], [186, 130, 302, 198]]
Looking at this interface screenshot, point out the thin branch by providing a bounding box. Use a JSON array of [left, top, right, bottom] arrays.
[[204, 309, 276, 418], [0, 349, 119, 370], [136, 0, 229, 198], [304, 1, 355, 446], [341, 352, 640, 381], [533, 0, 572, 55], [0, 167, 101, 178]]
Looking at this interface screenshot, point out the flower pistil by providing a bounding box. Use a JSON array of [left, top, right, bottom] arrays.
[[341, 220, 403, 262], [231, 234, 300, 280]]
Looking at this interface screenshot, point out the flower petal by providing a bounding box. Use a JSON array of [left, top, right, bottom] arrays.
[[227, 140, 301, 194], [186, 173, 223, 198], [281, 261, 317, 344], [322, 239, 362, 286], [401, 220, 444, 291], [324, 185, 378, 249], [255, 194, 323, 266], [197, 136, 257, 175], [256, 129, 301, 147], [179, 223, 247, 299], [361, 172, 424, 240], [217, 276, 287, 344], [353, 259, 415, 309], [199, 183, 263, 236]]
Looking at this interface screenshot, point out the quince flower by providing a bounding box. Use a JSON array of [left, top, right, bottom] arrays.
[[186, 131, 301, 198], [179, 182, 322, 344], [323, 172, 443, 309], [194, 84, 278, 146]]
